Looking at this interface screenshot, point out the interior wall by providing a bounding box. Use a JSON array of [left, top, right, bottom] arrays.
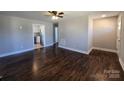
[[0, 15, 53, 57], [88, 16, 93, 51], [119, 13, 124, 65], [33, 24, 41, 33], [93, 16, 117, 50], [58, 16, 89, 53]]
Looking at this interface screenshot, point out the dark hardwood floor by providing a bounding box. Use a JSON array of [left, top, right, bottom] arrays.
[[0, 45, 124, 81]]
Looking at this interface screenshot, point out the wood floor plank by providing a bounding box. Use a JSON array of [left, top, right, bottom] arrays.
[[0, 45, 124, 81]]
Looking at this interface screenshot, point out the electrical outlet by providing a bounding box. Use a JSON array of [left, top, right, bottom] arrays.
[[60, 39, 66, 45], [19, 26, 22, 30]]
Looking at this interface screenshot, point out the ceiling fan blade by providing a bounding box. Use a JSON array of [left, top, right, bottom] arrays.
[[58, 15, 63, 18], [48, 11, 58, 16], [48, 11, 56, 16], [48, 11, 52, 13], [46, 11, 64, 19], [58, 12, 64, 15], [52, 11, 57, 15]]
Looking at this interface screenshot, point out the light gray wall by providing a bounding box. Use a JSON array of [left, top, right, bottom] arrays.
[[58, 16, 89, 52], [93, 16, 117, 50], [88, 17, 93, 50], [0, 15, 53, 57]]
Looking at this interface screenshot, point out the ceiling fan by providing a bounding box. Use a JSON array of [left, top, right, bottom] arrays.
[[45, 11, 64, 19]]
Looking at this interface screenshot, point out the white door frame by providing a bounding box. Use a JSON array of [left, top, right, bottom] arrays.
[[117, 15, 122, 54], [32, 24, 46, 48]]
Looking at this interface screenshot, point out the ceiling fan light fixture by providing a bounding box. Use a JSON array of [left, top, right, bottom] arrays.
[[101, 14, 106, 18], [55, 16, 58, 19], [52, 16, 58, 20]]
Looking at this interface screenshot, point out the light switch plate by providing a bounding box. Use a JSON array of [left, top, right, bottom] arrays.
[[19, 26, 22, 30]]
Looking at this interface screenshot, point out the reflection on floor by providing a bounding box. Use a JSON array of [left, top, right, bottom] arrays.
[[35, 44, 42, 49], [0, 45, 124, 81]]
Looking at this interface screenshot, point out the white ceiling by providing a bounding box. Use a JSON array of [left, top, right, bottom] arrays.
[[0, 11, 120, 22]]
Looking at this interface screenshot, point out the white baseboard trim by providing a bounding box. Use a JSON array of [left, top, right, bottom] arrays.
[[92, 47, 117, 53], [58, 45, 88, 54], [87, 47, 93, 54], [0, 43, 55, 58], [0, 48, 34, 58], [119, 58, 124, 71]]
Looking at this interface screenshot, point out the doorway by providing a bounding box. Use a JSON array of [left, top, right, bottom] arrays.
[[32, 24, 45, 49], [53, 23, 59, 45], [55, 26, 59, 43]]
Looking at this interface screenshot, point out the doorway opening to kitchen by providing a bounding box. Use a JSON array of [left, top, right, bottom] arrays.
[[33, 24, 45, 49]]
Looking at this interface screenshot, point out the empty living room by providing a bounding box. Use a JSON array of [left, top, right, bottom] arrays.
[[0, 11, 124, 81], [1, 0, 124, 93]]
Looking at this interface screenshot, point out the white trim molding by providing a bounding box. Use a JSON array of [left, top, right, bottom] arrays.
[[87, 47, 93, 54], [58, 45, 88, 54], [0, 43, 55, 58], [92, 47, 117, 53], [0, 48, 34, 58], [119, 58, 124, 71]]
